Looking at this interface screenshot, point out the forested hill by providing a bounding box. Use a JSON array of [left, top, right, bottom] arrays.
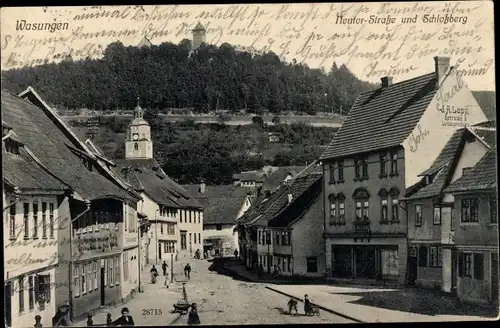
[[1, 40, 377, 114]]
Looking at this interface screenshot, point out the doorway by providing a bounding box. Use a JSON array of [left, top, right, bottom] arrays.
[[100, 267, 105, 306], [180, 231, 187, 250], [355, 247, 376, 279], [491, 253, 499, 304], [407, 246, 418, 286]]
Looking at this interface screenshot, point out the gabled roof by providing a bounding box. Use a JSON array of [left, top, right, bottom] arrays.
[[320, 71, 439, 160], [2, 146, 68, 194], [445, 147, 497, 193], [1, 89, 137, 202], [472, 91, 496, 121], [238, 162, 322, 227], [85, 139, 116, 167], [182, 185, 250, 224], [261, 166, 306, 192], [115, 158, 203, 209], [467, 124, 496, 148]]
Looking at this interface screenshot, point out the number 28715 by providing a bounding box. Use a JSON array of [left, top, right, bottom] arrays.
[[142, 309, 163, 316]]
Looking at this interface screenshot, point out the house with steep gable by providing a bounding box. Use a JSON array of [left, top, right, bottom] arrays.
[[403, 122, 494, 293], [2, 87, 143, 322], [444, 147, 498, 305], [182, 183, 252, 258], [319, 56, 488, 285]]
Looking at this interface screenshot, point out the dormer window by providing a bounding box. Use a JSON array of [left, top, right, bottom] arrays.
[[4, 139, 20, 155]]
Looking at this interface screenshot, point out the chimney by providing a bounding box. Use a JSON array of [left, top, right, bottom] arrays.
[[434, 56, 451, 87], [199, 182, 206, 194], [287, 193, 293, 204], [380, 76, 393, 88]]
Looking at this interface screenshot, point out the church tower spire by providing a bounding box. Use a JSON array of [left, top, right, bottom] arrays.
[[125, 97, 153, 159]]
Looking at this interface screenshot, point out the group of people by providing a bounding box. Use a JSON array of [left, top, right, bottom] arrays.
[[287, 295, 317, 316], [150, 262, 193, 285]]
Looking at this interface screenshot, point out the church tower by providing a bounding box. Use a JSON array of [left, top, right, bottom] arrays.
[[125, 98, 153, 159], [192, 22, 206, 50]]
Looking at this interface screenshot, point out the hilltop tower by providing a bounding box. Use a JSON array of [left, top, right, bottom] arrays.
[[125, 97, 153, 159], [192, 22, 206, 50]]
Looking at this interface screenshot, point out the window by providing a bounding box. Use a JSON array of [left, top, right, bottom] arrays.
[[161, 223, 164, 234], [9, 204, 16, 239], [123, 254, 129, 281], [338, 198, 345, 224], [19, 276, 25, 313], [93, 262, 98, 290], [108, 258, 114, 287], [189, 233, 192, 246], [306, 257, 318, 273], [81, 265, 86, 294], [194, 233, 197, 244], [380, 153, 388, 176], [266, 231, 271, 244], [461, 199, 479, 222], [5, 139, 20, 154], [354, 159, 361, 178], [287, 257, 291, 272], [433, 206, 442, 225], [33, 203, 38, 238], [28, 276, 34, 309], [134, 143, 138, 150], [115, 257, 120, 285], [38, 275, 51, 303], [24, 203, 30, 238], [430, 246, 441, 267], [451, 206, 455, 231], [49, 203, 55, 238], [329, 163, 335, 183], [276, 231, 280, 245], [180, 231, 187, 250], [329, 195, 336, 222], [415, 205, 423, 226], [356, 201, 362, 219], [490, 197, 497, 223], [42, 202, 47, 238], [189, 211, 192, 223], [418, 246, 427, 267], [198, 233, 201, 244], [438, 247, 442, 267], [391, 199, 399, 222], [361, 157, 368, 178], [474, 253, 484, 280], [338, 160, 344, 181], [381, 199, 388, 221], [216, 224, 222, 231], [180, 211, 183, 223], [390, 151, 398, 174], [87, 263, 92, 292], [461, 253, 473, 278], [73, 266, 80, 297], [167, 224, 175, 235]]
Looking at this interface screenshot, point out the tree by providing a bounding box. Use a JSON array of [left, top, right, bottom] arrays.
[[251, 115, 264, 128], [272, 116, 281, 126]]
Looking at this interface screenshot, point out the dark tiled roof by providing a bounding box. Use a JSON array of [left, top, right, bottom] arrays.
[[182, 185, 249, 224], [2, 147, 68, 193], [445, 147, 497, 193], [469, 127, 496, 148], [1, 89, 135, 201], [473, 120, 496, 129], [115, 158, 203, 209], [268, 175, 322, 227], [419, 129, 465, 176], [261, 166, 306, 192], [239, 162, 322, 227], [320, 72, 438, 159]]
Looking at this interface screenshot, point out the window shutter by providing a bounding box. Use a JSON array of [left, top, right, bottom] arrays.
[[34, 275, 40, 300], [458, 253, 464, 278], [474, 253, 484, 280], [45, 275, 51, 302]]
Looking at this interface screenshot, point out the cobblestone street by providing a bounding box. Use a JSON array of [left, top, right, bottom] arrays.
[[170, 259, 353, 325]]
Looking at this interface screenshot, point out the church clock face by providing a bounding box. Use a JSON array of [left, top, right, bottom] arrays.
[[132, 133, 139, 141]]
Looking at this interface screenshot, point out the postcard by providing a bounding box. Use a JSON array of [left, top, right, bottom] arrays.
[[1, 2, 497, 327]]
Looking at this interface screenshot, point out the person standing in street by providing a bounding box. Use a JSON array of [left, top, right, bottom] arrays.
[[184, 263, 192, 279], [162, 261, 168, 276], [112, 307, 135, 326], [234, 249, 239, 260], [187, 303, 200, 325]]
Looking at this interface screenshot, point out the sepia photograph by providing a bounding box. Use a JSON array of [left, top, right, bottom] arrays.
[[1, 1, 497, 327]]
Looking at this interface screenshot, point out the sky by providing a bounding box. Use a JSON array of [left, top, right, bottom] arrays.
[[0, 2, 495, 91]]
